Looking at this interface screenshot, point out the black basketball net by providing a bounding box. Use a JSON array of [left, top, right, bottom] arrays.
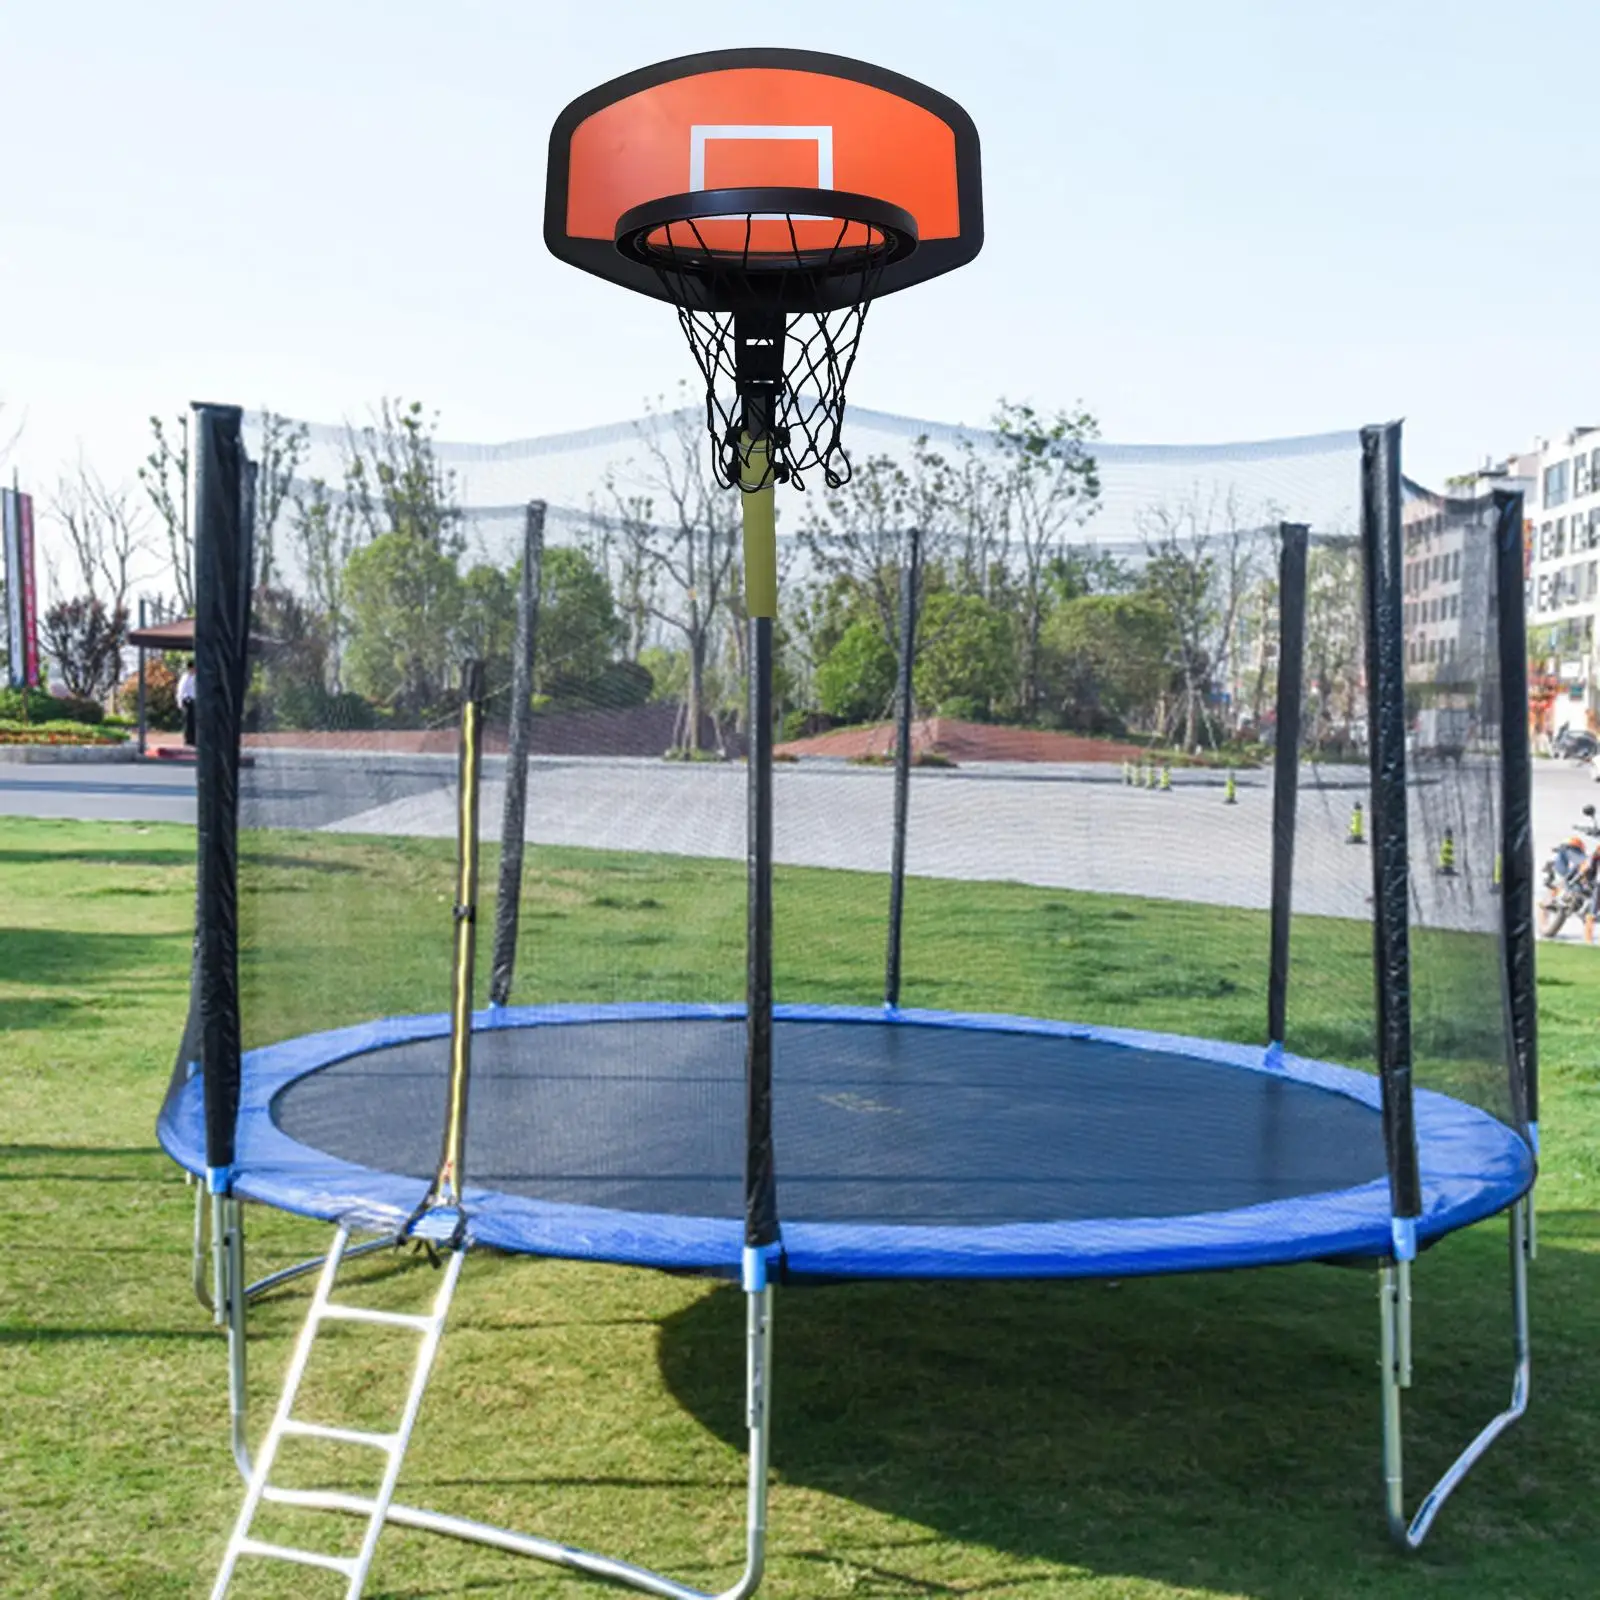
[[639, 212, 896, 491]]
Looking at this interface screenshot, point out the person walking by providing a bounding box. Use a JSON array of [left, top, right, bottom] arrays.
[[177, 657, 197, 747]]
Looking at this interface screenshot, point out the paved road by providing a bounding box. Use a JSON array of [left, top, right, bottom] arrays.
[[0, 763, 198, 825], [6, 752, 1596, 934]]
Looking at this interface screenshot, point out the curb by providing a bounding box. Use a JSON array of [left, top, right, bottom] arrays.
[[0, 743, 140, 765]]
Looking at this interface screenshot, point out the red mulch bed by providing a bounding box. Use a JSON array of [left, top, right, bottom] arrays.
[[241, 704, 738, 759], [775, 717, 1147, 764]]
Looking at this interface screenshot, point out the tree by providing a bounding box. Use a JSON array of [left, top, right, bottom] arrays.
[[589, 490, 657, 663], [914, 591, 1016, 720], [138, 413, 191, 611], [1045, 545, 1133, 604], [814, 617, 898, 724], [248, 586, 330, 728], [1137, 536, 1217, 751], [287, 477, 361, 691], [342, 399, 463, 556], [48, 460, 147, 613], [343, 531, 463, 716], [536, 544, 622, 697], [1042, 592, 1176, 733], [40, 597, 126, 700], [989, 400, 1102, 717], [1138, 491, 1273, 749], [253, 411, 310, 591], [619, 396, 741, 752], [798, 438, 955, 659], [458, 562, 519, 691], [1302, 537, 1366, 755]]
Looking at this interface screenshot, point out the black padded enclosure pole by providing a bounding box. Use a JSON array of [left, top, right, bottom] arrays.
[[1360, 422, 1421, 1225], [884, 524, 922, 1009], [490, 500, 546, 1007], [1493, 487, 1538, 1134], [420, 660, 487, 1221], [192, 403, 255, 1186], [1267, 522, 1309, 1048]]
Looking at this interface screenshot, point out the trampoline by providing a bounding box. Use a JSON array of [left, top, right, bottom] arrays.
[[160, 1005, 1533, 1281], [174, 68, 1541, 1592]]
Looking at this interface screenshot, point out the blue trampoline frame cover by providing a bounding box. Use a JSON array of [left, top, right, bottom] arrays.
[[158, 1003, 1533, 1281]]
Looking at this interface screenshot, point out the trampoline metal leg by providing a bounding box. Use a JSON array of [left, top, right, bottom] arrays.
[[218, 1196, 251, 1479], [193, 1180, 215, 1316], [1380, 1199, 1531, 1549]]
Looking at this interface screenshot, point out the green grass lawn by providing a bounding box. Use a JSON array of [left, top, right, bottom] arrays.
[[3, 816, 1599, 1599]]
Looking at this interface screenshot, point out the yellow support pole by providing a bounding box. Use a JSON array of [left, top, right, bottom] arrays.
[[740, 434, 778, 620]]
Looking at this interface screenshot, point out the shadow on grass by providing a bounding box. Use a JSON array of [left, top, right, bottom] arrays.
[[0, 926, 191, 993], [0, 847, 194, 869], [655, 1217, 1599, 1598], [0, 1325, 213, 1344]]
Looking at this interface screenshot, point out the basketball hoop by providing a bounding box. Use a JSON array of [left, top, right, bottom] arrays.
[[615, 187, 917, 490], [540, 53, 981, 1598]]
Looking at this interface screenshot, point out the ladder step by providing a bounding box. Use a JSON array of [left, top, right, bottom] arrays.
[[235, 1536, 357, 1577], [263, 1484, 380, 1518], [280, 1419, 398, 1452], [319, 1303, 437, 1333]]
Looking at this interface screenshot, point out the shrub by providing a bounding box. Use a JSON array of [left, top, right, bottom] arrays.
[[934, 695, 985, 723], [0, 719, 125, 745], [276, 683, 381, 731], [117, 658, 184, 731], [0, 687, 104, 725]]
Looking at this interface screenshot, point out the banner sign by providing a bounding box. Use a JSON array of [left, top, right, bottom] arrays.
[[3, 489, 40, 689], [18, 491, 38, 687], [3, 490, 20, 688]]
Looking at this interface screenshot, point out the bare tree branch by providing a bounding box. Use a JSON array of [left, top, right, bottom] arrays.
[[48, 458, 149, 614]]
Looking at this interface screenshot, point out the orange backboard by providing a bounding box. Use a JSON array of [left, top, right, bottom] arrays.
[[545, 49, 981, 304]]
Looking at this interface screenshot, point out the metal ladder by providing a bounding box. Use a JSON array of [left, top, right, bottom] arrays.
[[210, 1226, 465, 1599]]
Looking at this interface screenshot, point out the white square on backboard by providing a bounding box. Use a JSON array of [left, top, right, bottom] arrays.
[[688, 125, 835, 192]]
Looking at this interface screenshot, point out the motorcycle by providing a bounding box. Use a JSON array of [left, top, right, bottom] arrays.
[[1539, 816, 1600, 938]]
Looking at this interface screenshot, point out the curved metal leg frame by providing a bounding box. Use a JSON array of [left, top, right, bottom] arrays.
[[195, 1182, 393, 1312], [1381, 1198, 1531, 1548], [221, 1223, 775, 1600]]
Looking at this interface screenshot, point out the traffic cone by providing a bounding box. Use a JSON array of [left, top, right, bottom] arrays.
[[1348, 801, 1365, 845], [1123, 761, 1134, 786], [1224, 770, 1237, 805], [1159, 765, 1172, 792], [1491, 852, 1502, 895], [1144, 762, 1156, 790], [1438, 828, 1457, 876]]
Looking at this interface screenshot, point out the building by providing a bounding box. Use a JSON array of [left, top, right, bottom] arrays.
[[1521, 428, 1600, 734]]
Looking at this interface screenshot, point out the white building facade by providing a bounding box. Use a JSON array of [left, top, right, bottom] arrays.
[[1524, 428, 1600, 734]]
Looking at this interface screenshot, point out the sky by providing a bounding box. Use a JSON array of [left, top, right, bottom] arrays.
[[5, 0, 1598, 569]]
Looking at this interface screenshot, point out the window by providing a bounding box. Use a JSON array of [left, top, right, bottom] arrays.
[[1558, 517, 1568, 557], [1592, 447, 1600, 493], [1546, 459, 1570, 508], [1450, 593, 1459, 619], [1588, 561, 1598, 600], [1541, 522, 1558, 561], [1578, 454, 1593, 499], [1452, 549, 1461, 580]]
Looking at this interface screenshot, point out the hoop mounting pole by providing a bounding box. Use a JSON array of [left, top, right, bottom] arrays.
[[739, 341, 781, 1252]]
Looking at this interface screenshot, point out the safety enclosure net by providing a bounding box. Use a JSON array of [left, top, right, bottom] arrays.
[[160, 406, 1534, 1274]]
